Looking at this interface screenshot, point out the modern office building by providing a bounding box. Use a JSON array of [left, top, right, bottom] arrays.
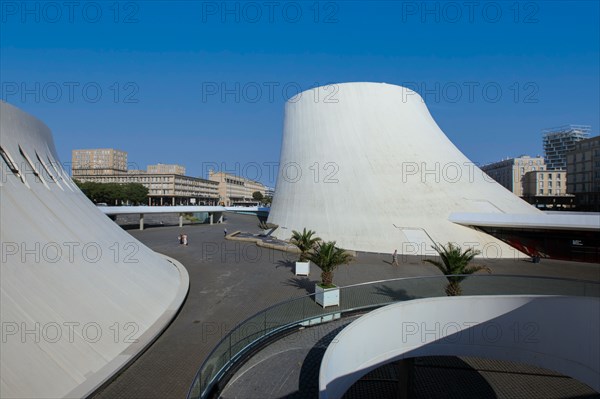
[[208, 171, 267, 206], [72, 148, 128, 176], [147, 163, 186, 175], [481, 156, 545, 196], [543, 125, 591, 170], [567, 135, 600, 211]]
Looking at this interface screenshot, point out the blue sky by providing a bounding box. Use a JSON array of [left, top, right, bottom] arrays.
[[2, 1, 598, 186]]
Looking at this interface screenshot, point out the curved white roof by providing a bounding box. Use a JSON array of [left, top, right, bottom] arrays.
[[0, 102, 188, 398], [450, 212, 600, 231], [268, 82, 540, 256]]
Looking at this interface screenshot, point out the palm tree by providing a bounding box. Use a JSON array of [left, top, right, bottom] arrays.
[[424, 242, 490, 296], [308, 241, 353, 287], [290, 228, 320, 261]]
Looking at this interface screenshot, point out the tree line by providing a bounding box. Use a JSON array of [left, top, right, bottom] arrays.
[[252, 191, 272, 205], [74, 180, 149, 205]]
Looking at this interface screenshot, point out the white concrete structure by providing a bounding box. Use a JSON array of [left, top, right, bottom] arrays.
[[449, 211, 600, 231], [319, 296, 600, 398], [0, 102, 189, 398], [268, 82, 541, 256], [99, 205, 225, 229]]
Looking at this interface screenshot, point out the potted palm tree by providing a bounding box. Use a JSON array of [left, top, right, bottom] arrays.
[[308, 241, 353, 307], [290, 228, 320, 276], [424, 242, 491, 296]]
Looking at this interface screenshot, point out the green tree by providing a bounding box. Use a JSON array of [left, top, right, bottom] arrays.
[[123, 183, 148, 205], [75, 180, 107, 203], [107, 183, 124, 205], [74, 181, 148, 205], [307, 241, 353, 288], [424, 243, 490, 296], [290, 228, 320, 261], [252, 191, 264, 202]]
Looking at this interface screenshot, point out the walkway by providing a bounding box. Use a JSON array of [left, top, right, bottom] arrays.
[[92, 213, 600, 399], [220, 318, 599, 399]]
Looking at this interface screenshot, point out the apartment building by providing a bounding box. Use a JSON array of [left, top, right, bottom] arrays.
[[72, 149, 218, 205], [480, 156, 546, 196], [208, 171, 267, 206], [75, 172, 218, 206], [567, 135, 600, 211], [147, 163, 186, 175], [521, 170, 574, 209], [72, 148, 127, 177], [543, 125, 591, 170], [522, 170, 568, 196]]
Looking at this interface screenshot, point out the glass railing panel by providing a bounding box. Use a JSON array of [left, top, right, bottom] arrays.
[[460, 275, 587, 297]]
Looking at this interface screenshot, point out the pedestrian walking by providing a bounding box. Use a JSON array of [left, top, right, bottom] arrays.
[[182, 234, 188, 246], [178, 234, 183, 245], [224, 228, 228, 237], [392, 249, 399, 266]]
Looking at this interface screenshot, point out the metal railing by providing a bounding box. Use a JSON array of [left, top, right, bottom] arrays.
[[187, 275, 600, 399]]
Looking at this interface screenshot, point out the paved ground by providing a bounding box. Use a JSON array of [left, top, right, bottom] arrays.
[[221, 319, 600, 399], [92, 213, 600, 399], [220, 318, 356, 399], [346, 356, 600, 399]]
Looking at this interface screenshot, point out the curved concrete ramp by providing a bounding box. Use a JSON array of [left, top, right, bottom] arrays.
[[0, 102, 189, 398], [268, 82, 540, 256], [319, 296, 600, 399]]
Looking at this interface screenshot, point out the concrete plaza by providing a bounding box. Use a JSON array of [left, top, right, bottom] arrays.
[[92, 213, 600, 399]]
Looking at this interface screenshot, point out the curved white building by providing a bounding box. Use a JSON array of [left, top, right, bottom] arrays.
[[0, 102, 189, 398], [320, 295, 600, 398], [268, 82, 540, 256]]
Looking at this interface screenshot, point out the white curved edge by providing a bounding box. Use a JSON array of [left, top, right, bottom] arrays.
[[97, 205, 269, 215], [267, 82, 541, 256], [449, 212, 600, 231], [224, 206, 271, 212], [319, 296, 600, 399], [64, 254, 189, 398], [99, 205, 226, 215]]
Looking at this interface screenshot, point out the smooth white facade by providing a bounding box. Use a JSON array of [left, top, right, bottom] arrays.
[[319, 296, 600, 398], [0, 102, 189, 398], [268, 82, 540, 256], [449, 211, 600, 231]]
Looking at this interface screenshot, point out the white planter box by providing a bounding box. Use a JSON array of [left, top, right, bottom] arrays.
[[295, 261, 310, 276], [315, 284, 340, 308]]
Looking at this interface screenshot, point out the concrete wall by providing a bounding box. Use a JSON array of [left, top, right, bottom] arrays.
[[0, 102, 189, 398], [268, 82, 540, 256], [319, 295, 600, 399]]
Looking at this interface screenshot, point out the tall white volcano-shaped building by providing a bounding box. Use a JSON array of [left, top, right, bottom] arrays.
[[0, 102, 188, 398], [267, 82, 540, 257]]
